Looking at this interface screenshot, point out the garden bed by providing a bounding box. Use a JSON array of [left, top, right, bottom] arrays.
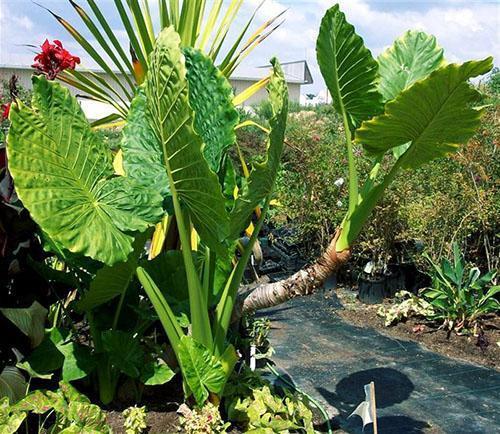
[[106, 410, 179, 434], [335, 287, 500, 369]]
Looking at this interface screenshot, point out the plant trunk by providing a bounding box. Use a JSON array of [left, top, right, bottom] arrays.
[[237, 230, 351, 316]]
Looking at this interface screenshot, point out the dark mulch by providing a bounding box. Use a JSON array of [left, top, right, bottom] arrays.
[[335, 287, 500, 370]]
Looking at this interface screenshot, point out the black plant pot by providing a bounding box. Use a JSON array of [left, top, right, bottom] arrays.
[[358, 276, 386, 304], [384, 264, 405, 298]]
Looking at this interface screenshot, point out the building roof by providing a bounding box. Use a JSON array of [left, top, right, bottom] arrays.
[[233, 60, 313, 84], [0, 59, 313, 85]]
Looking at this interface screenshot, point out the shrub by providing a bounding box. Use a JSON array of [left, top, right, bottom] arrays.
[[377, 291, 434, 327], [269, 101, 499, 273], [178, 402, 230, 434], [228, 385, 315, 434], [123, 405, 148, 434], [422, 243, 499, 333], [270, 110, 348, 258]]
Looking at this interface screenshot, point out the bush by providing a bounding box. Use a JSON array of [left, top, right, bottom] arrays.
[[270, 110, 348, 258], [267, 99, 499, 273], [422, 243, 499, 333]]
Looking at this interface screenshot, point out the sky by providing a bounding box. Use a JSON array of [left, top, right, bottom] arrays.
[[0, 0, 498, 94]]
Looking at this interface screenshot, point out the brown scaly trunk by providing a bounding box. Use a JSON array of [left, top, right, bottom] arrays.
[[237, 230, 351, 315]]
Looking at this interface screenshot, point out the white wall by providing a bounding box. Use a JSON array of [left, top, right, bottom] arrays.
[[1, 68, 302, 120]]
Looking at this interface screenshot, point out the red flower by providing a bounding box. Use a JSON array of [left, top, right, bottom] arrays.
[[1, 102, 10, 121], [32, 39, 80, 80]]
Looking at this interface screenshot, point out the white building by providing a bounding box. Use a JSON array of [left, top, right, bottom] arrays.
[[0, 60, 312, 120]]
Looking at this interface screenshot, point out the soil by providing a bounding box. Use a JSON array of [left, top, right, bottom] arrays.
[[107, 409, 180, 434], [334, 287, 500, 370]]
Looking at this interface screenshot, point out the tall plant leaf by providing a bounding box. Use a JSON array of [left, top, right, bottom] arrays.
[[184, 47, 239, 172], [7, 77, 163, 265], [316, 4, 383, 130], [378, 30, 445, 102], [355, 58, 493, 168], [229, 59, 288, 239], [145, 26, 229, 256], [121, 88, 169, 197], [177, 335, 226, 406]]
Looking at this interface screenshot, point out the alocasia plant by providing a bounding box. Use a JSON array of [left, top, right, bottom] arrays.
[[237, 4, 493, 313], [6, 24, 288, 407]]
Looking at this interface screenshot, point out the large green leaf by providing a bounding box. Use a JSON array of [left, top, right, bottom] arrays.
[[316, 4, 383, 130], [0, 301, 47, 348], [101, 331, 144, 378], [7, 76, 163, 266], [121, 88, 169, 197], [184, 47, 239, 172], [378, 30, 445, 102], [22, 328, 95, 382], [355, 58, 493, 168], [177, 336, 226, 405], [229, 59, 288, 239], [145, 26, 229, 256], [140, 360, 176, 386], [76, 233, 148, 312], [58, 342, 95, 382]]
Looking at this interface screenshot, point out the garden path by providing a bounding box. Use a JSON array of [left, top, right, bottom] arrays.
[[261, 283, 500, 434]]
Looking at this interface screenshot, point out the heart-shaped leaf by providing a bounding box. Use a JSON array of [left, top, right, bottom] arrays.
[[7, 77, 163, 265], [316, 4, 383, 130], [355, 58, 493, 168], [378, 30, 445, 102], [177, 336, 225, 405]]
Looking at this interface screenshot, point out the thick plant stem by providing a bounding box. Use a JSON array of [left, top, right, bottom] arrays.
[[237, 230, 351, 315], [342, 111, 358, 217], [213, 199, 271, 355]]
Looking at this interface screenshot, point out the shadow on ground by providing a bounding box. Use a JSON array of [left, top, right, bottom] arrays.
[[316, 368, 430, 433]]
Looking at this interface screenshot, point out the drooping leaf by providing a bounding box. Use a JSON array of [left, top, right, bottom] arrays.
[[7, 76, 163, 266], [0, 367, 26, 403], [140, 360, 176, 386], [316, 4, 383, 130], [0, 301, 47, 348], [229, 59, 288, 239], [121, 87, 169, 197], [177, 335, 226, 406], [76, 233, 149, 312], [378, 30, 445, 102], [355, 58, 493, 168], [101, 331, 144, 378], [145, 26, 229, 256], [184, 47, 239, 172]]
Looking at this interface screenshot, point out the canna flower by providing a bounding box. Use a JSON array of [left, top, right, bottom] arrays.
[[1, 102, 10, 121], [32, 39, 80, 80]]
